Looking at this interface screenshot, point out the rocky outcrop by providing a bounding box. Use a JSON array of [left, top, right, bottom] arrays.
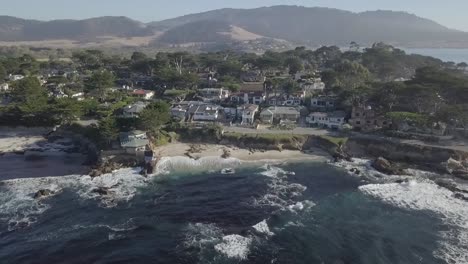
[[345, 136, 468, 165], [34, 189, 53, 199], [444, 158, 468, 180], [372, 157, 404, 175], [90, 156, 140, 177]]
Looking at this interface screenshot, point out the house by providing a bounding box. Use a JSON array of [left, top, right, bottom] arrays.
[[260, 106, 301, 124], [9, 74, 24, 81], [239, 82, 265, 93], [121, 101, 148, 118], [171, 101, 206, 121], [348, 106, 391, 132], [299, 78, 325, 92], [231, 92, 266, 105], [119, 130, 149, 154], [192, 104, 222, 122], [269, 93, 303, 106], [307, 111, 347, 130], [199, 88, 229, 102], [71, 92, 85, 101], [237, 104, 259, 125], [310, 96, 337, 110], [132, 89, 155, 100], [241, 71, 265, 82], [0, 83, 9, 92]]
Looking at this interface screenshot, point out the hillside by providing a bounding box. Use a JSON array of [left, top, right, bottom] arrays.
[[1, 6, 468, 48], [0, 16, 152, 41], [149, 6, 468, 47]]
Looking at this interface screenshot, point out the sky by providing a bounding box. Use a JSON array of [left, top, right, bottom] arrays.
[[1, 0, 468, 31]]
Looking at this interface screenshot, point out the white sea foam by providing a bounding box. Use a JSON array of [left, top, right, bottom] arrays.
[[214, 234, 253, 260], [254, 165, 309, 211], [184, 222, 223, 248], [288, 200, 316, 213], [155, 156, 242, 175], [360, 180, 468, 264], [253, 219, 274, 236]]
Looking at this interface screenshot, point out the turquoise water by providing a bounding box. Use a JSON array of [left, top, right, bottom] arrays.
[[403, 48, 468, 63], [0, 160, 464, 263]]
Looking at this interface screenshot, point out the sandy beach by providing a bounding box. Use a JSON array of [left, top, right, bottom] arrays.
[[0, 127, 49, 153], [155, 143, 330, 162]]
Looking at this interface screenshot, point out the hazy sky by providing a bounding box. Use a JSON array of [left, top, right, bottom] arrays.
[[1, 0, 468, 31]]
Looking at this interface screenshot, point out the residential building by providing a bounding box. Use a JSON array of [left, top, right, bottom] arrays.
[[71, 92, 85, 101], [132, 89, 155, 100], [199, 88, 230, 102], [260, 106, 301, 124], [241, 71, 265, 82], [307, 111, 347, 130], [119, 130, 149, 154], [348, 106, 391, 132], [170, 101, 206, 120], [121, 101, 148, 118], [237, 104, 259, 125], [310, 96, 337, 110], [192, 104, 221, 122], [231, 91, 265, 105], [0, 83, 9, 92], [9, 74, 25, 81]]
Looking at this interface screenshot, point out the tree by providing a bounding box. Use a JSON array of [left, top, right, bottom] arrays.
[[98, 116, 120, 146], [138, 102, 170, 131], [349, 41, 360, 52], [85, 70, 115, 100], [284, 57, 303, 75], [282, 80, 301, 96], [0, 64, 6, 81], [10, 77, 48, 113], [457, 62, 468, 71], [131, 52, 147, 62]]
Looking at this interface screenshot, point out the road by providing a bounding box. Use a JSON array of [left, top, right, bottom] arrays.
[[223, 125, 334, 136]]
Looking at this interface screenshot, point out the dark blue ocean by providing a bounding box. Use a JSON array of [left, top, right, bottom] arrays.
[[0, 159, 466, 264]]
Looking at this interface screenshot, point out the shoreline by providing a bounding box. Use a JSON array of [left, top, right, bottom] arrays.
[[155, 143, 331, 163]]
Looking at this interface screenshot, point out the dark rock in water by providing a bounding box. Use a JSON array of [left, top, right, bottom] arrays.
[[394, 179, 409, 184], [453, 193, 468, 202], [34, 189, 52, 199], [92, 187, 111, 196], [435, 179, 461, 193], [452, 170, 468, 180], [372, 157, 402, 175], [349, 168, 361, 175]]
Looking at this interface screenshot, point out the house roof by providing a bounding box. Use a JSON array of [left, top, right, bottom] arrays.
[[120, 138, 149, 148], [240, 82, 264, 92], [123, 102, 148, 114], [262, 106, 300, 115], [310, 111, 346, 118], [238, 104, 259, 111], [132, 89, 153, 95]]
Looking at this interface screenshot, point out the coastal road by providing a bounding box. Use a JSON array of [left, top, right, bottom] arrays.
[[222, 126, 334, 136]]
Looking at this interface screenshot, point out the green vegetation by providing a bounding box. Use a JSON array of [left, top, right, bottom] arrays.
[[318, 135, 349, 146], [1, 41, 468, 149]]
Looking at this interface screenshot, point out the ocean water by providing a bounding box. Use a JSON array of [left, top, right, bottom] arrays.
[[0, 157, 467, 264], [403, 48, 468, 64]]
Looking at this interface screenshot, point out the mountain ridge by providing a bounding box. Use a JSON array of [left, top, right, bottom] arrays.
[[1, 6, 468, 48]]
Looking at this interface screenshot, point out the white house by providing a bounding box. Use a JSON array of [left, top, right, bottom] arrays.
[[199, 88, 230, 102], [132, 89, 155, 100], [260, 106, 301, 124], [0, 83, 9, 92], [193, 104, 221, 122], [9, 74, 25, 81], [306, 111, 347, 130], [71, 92, 85, 101], [237, 104, 259, 125]]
